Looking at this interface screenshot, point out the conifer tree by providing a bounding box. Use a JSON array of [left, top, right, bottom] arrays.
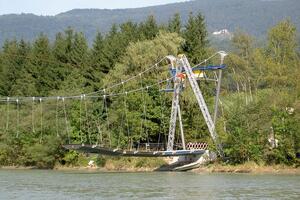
[[0, 40, 20, 96], [65, 27, 74, 57], [168, 13, 181, 34], [140, 15, 159, 40], [182, 12, 208, 64], [52, 31, 72, 87], [91, 32, 108, 72], [103, 24, 123, 70], [30, 34, 56, 95], [120, 21, 140, 43], [10, 39, 37, 96], [53, 32, 68, 64], [69, 32, 88, 68], [86, 32, 108, 90]]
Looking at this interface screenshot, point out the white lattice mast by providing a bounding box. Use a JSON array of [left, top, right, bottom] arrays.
[[166, 56, 183, 151], [178, 52, 227, 156]]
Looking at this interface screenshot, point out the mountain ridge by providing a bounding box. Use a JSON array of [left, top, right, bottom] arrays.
[[0, 0, 299, 45]]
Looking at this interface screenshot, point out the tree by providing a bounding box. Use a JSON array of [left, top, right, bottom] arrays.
[[69, 32, 89, 68], [168, 13, 181, 34], [8, 39, 38, 96], [263, 19, 299, 88], [267, 19, 298, 65], [102, 24, 122, 71], [53, 32, 68, 64], [102, 31, 184, 148], [139, 15, 159, 40], [30, 34, 57, 95], [91, 32, 106, 69], [182, 12, 209, 64], [65, 27, 75, 58], [88, 32, 108, 89], [232, 30, 254, 59], [52, 31, 72, 86], [120, 21, 140, 43], [0, 40, 20, 96]]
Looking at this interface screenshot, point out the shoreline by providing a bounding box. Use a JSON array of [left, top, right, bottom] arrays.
[[192, 163, 300, 174], [0, 166, 156, 173], [1, 164, 300, 174]]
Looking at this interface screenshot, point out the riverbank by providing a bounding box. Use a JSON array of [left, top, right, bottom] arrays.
[[2, 162, 299, 174], [0, 157, 167, 172], [192, 162, 300, 174], [55, 162, 300, 174], [0, 165, 158, 172]]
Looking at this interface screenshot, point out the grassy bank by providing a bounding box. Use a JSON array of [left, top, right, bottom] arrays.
[[2, 159, 299, 174], [1, 152, 299, 174], [54, 153, 167, 172], [192, 162, 300, 174]]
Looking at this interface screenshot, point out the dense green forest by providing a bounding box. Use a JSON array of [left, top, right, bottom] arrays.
[[1, 0, 300, 46], [0, 13, 299, 168]]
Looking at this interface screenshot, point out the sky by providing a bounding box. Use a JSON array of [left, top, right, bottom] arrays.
[[0, 0, 188, 15]]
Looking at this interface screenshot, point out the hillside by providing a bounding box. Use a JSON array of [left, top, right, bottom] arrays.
[[0, 0, 299, 45]]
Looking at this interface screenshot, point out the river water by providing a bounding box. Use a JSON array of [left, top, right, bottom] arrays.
[[0, 170, 299, 200]]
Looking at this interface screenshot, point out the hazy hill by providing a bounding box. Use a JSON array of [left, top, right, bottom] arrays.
[[0, 0, 299, 45]]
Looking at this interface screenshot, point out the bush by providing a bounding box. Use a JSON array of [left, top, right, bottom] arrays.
[[24, 135, 62, 168], [96, 155, 106, 167], [63, 150, 79, 166]]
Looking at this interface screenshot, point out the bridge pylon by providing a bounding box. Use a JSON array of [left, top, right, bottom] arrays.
[[166, 52, 227, 157]]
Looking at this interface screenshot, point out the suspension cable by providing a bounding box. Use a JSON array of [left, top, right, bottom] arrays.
[[55, 97, 59, 137], [194, 52, 220, 67], [0, 77, 172, 103], [85, 57, 167, 96], [62, 97, 70, 144], [16, 99, 20, 138], [145, 86, 149, 147], [121, 81, 130, 150], [0, 52, 222, 103], [103, 91, 111, 148], [95, 97, 103, 146], [6, 97, 10, 132], [0, 52, 168, 100], [32, 97, 35, 133], [138, 74, 145, 150], [79, 95, 83, 144], [158, 82, 165, 151], [39, 98, 43, 143], [117, 100, 123, 149], [84, 95, 91, 145], [100, 98, 106, 145]]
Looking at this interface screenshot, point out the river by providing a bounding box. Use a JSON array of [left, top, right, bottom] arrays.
[[0, 169, 299, 199]]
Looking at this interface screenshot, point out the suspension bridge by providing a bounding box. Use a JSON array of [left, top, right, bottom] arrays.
[[0, 51, 227, 165]]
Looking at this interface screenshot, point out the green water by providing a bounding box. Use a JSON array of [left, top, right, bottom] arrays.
[[0, 169, 299, 199]]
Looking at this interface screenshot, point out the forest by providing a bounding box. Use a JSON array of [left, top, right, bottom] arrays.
[[0, 13, 299, 168]]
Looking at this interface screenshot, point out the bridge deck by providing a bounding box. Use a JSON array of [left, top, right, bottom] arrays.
[[63, 144, 206, 157]]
